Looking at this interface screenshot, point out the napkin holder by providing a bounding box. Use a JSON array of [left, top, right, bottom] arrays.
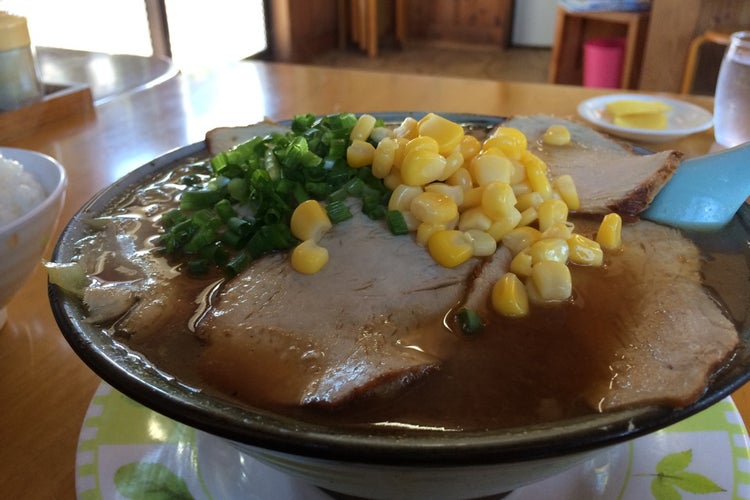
[[0, 82, 94, 142]]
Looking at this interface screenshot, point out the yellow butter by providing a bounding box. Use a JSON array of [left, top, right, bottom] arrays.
[[605, 99, 671, 117], [613, 112, 669, 130]]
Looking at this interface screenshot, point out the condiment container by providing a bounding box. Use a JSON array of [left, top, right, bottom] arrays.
[[0, 12, 42, 111]]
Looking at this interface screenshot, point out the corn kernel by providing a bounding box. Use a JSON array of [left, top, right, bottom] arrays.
[[597, 213, 623, 250], [528, 238, 570, 264], [464, 229, 497, 257], [388, 184, 423, 211], [541, 221, 575, 240], [460, 186, 484, 209], [543, 124, 571, 146], [516, 192, 545, 212], [350, 114, 377, 141], [393, 116, 419, 139], [458, 206, 493, 231], [290, 199, 332, 242], [418, 112, 465, 155], [486, 127, 528, 159], [502, 226, 542, 255], [520, 150, 548, 173], [481, 181, 517, 220], [509, 159, 526, 185], [554, 174, 580, 211], [537, 199, 569, 232], [469, 153, 513, 186], [427, 229, 474, 268], [526, 159, 553, 198], [291, 239, 329, 274], [438, 149, 465, 181], [510, 249, 533, 277], [486, 207, 522, 241], [370, 126, 393, 143], [404, 135, 440, 156], [416, 222, 446, 246], [410, 191, 459, 224], [401, 211, 420, 232], [459, 134, 482, 161], [392, 137, 409, 169], [400, 149, 447, 186], [383, 170, 403, 191], [518, 206, 538, 227], [425, 182, 464, 207], [372, 137, 397, 179], [347, 139, 375, 168], [446, 167, 474, 191], [531, 261, 572, 301], [492, 272, 530, 317], [512, 181, 533, 196], [568, 234, 604, 266]]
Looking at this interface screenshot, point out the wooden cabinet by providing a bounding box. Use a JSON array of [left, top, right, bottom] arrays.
[[270, 0, 340, 62], [405, 0, 513, 47], [269, 0, 515, 63]]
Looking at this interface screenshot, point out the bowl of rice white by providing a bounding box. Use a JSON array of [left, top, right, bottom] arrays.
[[0, 147, 66, 328]]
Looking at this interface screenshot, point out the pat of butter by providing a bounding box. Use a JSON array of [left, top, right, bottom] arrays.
[[613, 112, 669, 130], [605, 99, 671, 130], [605, 99, 671, 117]]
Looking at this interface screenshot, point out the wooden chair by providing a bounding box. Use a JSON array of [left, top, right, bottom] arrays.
[[680, 28, 740, 94]]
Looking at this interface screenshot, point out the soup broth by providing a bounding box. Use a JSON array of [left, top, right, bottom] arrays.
[[78, 150, 748, 433]]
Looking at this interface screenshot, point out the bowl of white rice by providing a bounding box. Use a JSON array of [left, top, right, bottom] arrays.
[[0, 147, 66, 328]]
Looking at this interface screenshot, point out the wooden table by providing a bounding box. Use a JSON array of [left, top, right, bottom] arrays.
[[0, 61, 744, 498]]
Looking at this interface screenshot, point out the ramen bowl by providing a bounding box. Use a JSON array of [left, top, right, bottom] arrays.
[[0, 147, 66, 329], [47, 115, 750, 499]]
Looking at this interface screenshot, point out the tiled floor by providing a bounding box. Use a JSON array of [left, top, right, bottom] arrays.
[[308, 42, 552, 84]]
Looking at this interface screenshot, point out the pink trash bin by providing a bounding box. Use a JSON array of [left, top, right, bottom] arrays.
[[583, 37, 626, 88]]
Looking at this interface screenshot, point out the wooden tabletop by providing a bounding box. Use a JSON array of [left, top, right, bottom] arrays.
[[0, 61, 745, 498]]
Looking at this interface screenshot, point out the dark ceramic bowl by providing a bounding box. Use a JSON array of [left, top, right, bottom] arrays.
[[48, 113, 750, 499]]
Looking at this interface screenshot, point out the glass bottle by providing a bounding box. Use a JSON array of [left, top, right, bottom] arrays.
[[0, 11, 42, 111]]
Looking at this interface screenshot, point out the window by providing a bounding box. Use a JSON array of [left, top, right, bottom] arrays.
[[2, 0, 267, 73]]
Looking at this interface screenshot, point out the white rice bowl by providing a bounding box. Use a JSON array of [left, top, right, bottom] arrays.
[[0, 153, 47, 227]]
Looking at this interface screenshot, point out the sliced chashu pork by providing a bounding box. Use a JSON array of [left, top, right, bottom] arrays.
[[206, 121, 290, 156], [196, 204, 475, 408], [456, 217, 739, 411], [568, 218, 737, 410], [500, 115, 683, 216]]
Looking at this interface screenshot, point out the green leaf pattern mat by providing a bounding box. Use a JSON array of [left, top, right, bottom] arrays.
[[76, 382, 750, 499]]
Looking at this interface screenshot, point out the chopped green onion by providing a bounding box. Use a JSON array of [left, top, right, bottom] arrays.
[[385, 210, 409, 235], [180, 189, 222, 211], [158, 112, 397, 275], [326, 200, 353, 224], [457, 308, 485, 335]]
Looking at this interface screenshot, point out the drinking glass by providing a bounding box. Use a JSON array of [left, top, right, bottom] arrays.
[[713, 31, 750, 148]]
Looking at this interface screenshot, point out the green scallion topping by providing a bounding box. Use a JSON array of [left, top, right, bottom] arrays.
[[457, 308, 485, 335], [157, 113, 395, 275], [385, 210, 409, 235]]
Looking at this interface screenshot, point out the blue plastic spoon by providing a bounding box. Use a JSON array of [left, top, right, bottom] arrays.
[[640, 142, 750, 231]]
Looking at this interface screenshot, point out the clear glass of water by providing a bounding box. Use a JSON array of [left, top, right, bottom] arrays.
[[714, 31, 750, 148]]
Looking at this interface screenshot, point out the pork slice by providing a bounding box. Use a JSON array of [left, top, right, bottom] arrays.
[[196, 205, 474, 408], [569, 218, 739, 410], [501, 115, 683, 216], [205, 121, 290, 156]]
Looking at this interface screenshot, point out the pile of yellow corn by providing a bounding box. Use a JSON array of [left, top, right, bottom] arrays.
[[290, 112, 623, 318]]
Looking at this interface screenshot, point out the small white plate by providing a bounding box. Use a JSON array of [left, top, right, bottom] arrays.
[[577, 94, 714, 143]]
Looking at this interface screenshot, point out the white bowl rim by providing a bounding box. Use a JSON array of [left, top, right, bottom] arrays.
[[0, 147, 68, 234]]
